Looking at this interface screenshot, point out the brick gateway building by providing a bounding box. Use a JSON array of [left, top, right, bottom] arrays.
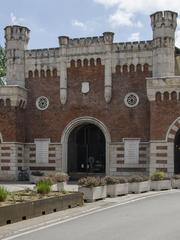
[[1, 10, 180, 180]]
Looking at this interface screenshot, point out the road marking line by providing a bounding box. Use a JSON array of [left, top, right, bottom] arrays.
[[1, 191, 176, 240], [13, 215, 71, 234], [82, 207, 100, 213]]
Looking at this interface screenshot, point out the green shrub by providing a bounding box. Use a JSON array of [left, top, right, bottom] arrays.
[[36, 180, 51, 194], [0, 186, 8, 202], [151, 171, 167, 181], [78, 177, 105, 188]]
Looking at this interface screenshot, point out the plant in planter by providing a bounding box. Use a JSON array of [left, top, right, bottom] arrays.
[[0, 186, 9, 202], [172, 175, 180, 189], [29, 171, 44, 184], [128, 175, 150, 194], [105, 176, 128, 197], [78, 176, 106, 202], [151, 171, 171, 191], [36, 178, 52, 194], [37, 176, 54, 186], [52, 172, 69, 192]]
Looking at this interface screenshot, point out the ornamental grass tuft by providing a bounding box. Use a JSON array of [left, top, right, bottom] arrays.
[[0, 186, 9, 202], [36, 179, 52, 194]]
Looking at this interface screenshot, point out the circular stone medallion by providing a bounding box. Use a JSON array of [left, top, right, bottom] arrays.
[[36, 96, 49, 110], [124, 93, 139, 108]]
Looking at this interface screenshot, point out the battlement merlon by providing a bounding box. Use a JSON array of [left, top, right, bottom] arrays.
[[4, 25, 30, 50], [150, 11, 178, 39], [58, 32, 114, 47], [24, 40, 153, 60]]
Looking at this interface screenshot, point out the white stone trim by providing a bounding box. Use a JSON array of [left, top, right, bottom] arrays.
[[61, 116, 111, 175], [166, 116, 180, 141], [172, 125, 179, 131], [150, 140, 167, 143], [0, 133, 3, 143], [168, 134, 175, 139], [104, 50, 112, 103]]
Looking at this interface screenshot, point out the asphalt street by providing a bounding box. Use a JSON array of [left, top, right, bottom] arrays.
[[3, 190, 180, 240]]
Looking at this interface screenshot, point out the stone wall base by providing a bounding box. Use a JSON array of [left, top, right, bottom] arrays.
[[0, 140, 175, 181]]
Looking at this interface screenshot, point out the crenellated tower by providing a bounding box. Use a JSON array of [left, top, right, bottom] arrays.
[[151, 11, 178, 77], [4, 25, 30, 87]]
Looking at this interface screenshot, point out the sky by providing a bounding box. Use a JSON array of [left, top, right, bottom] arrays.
[[1, 0, 180, 49]]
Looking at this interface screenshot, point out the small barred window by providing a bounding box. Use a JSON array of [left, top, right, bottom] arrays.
[[124, 93, 139, 108], [36, 96, 49, 110]]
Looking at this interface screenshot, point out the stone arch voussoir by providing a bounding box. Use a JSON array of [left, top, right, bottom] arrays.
[[166, 117, 180, 142]]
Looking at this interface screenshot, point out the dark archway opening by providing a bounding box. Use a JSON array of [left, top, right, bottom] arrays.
[[68, 124, 106, 178], [174, 129, 180, 174]]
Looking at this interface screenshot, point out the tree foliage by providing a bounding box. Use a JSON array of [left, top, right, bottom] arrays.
[[0, 46, 6, 77], [0, 46, 6, 85]]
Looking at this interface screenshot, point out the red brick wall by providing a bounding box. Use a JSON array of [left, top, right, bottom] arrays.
[[150, 100, 180, 140], [0, 107, 25, 142], [25, 64, 151, 142]]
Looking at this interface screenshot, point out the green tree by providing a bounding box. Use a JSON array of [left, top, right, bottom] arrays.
[[0, 46, 6, 85]]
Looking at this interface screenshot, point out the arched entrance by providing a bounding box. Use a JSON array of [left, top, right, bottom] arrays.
[[174, 129, 180, 174], [68, 123, 106, 177], [61, 117, 111, 176]]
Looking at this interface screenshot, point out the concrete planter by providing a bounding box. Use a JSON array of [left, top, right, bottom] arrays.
[[129, 181, 150, 194], [107, 183, 128, 197], [151, 180, 172, 191], [78, 186, 107, 202], [171, 179, 180, 189], [0, 192, 83, 227], [56, 182, 66, 191]]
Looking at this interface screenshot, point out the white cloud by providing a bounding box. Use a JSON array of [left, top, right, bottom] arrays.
[[135, 21, 143, 28], [109, 8, 143, 28], [71, 19, 87, 30], [94, 0, 180, 13], [109, 9, 134, 27], [10, 12, 17, 24], [94, 0, 180, 28], [10, 12, 24, 25], [93, 0, 120, 7], [128, 32, 140, 42]]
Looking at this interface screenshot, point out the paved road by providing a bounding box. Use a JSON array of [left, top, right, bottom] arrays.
[[2, 191, 180, 240]]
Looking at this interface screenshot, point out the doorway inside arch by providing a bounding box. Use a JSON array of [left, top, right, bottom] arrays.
[[68, 123, 106, 178], [174, 129, 180, 174]]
